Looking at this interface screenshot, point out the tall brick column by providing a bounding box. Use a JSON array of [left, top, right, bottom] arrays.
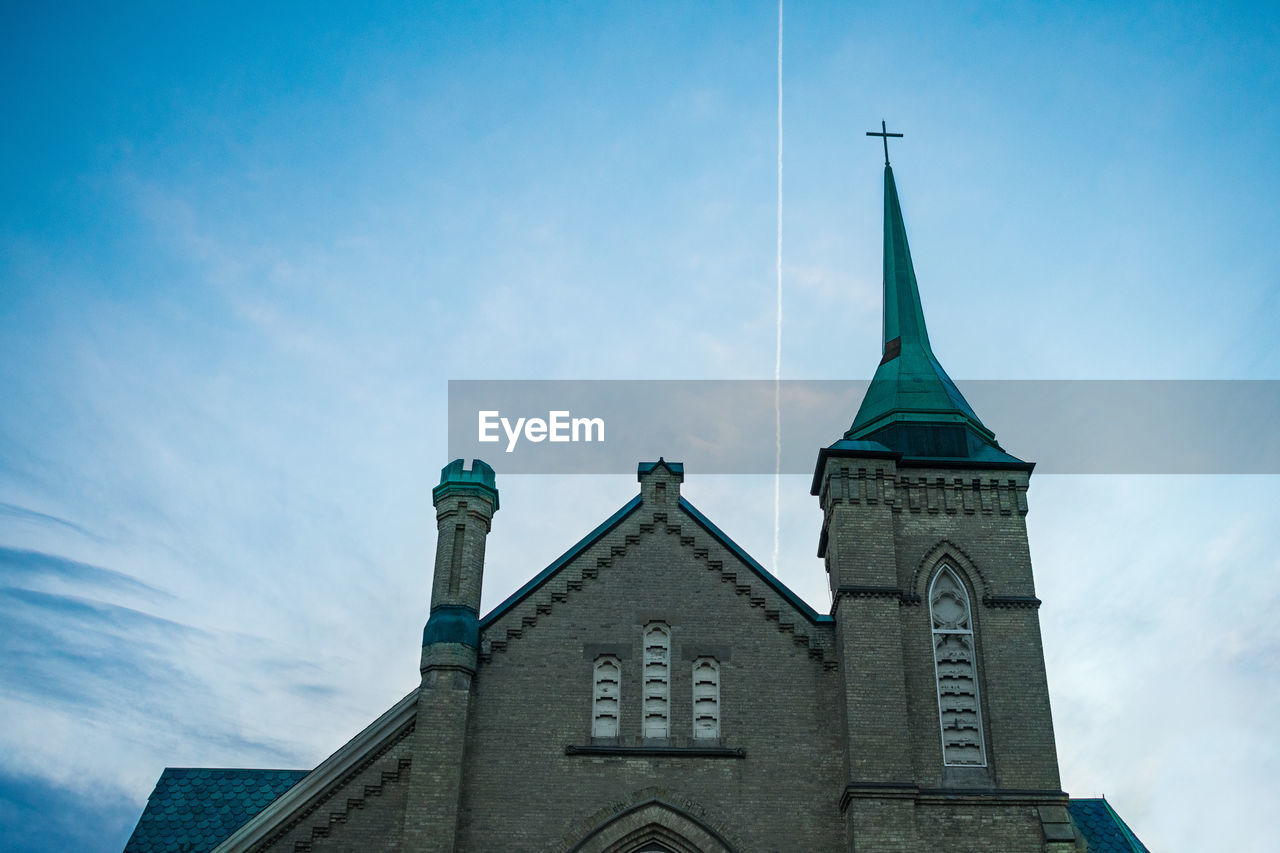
[[402, 459, 498, 853], [818, 450, 920, 852]]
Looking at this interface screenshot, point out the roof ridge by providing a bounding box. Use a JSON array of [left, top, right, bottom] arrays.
[[160, 767, 308, 772]]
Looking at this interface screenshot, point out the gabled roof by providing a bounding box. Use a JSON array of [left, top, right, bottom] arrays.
[[637, 459, 684, 476], [1068, 798, 1151, 852], [480, 495, 643, 630], [123, 768, 306, 853], [479, 494, 831, 632]]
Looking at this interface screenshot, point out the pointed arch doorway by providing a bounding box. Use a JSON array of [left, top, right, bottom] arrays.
[[566, 799, 737, 853]]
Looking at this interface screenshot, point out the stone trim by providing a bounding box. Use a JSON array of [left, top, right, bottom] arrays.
[[1038, 804, 1078, 844], [211, 691, 417, 853], [839, 781, 919, 810], [915, 787, 1069, 805], [565, 744, 745, 758], [559, 790, 743, 853], [841, 782, 1070, 812], [250, 732, 414, 853], [910, 539, 990, 602], [831, 586, 923, 611], [834, 584, 904, 600], [982, 595, 1042, 610]]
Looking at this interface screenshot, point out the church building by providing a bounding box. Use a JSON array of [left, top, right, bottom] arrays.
[[123, 161, 1151, 852]]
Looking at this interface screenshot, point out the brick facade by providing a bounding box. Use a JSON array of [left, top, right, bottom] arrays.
[[204, 456, 1087, 853]]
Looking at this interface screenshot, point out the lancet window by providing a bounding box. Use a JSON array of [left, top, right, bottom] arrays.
[[592, 656, 621, 738], [930, 566, 986, 766], [691, 658, 720, 740], [642, 623, 671, 739]]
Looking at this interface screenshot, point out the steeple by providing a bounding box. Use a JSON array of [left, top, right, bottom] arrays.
[[878, 164, 933, 360], [841, 164, 1025, 466]]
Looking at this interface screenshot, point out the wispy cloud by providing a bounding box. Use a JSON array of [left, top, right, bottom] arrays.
[[0, 504, 97, 540], [0, 546, 161, 597], [0, 586, 194, 708]]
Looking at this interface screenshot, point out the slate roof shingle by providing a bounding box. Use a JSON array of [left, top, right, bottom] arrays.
[[123, 767, 307, 853], [1068, 797, 1151, 852]]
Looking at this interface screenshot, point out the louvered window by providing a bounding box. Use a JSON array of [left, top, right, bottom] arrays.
[[642, 624, 671, 739], [930, 566, 986, 766], [692, 658, 720, 740], [592, 657, 621, 738]]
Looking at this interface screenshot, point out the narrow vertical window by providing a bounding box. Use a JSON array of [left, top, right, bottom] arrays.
[[448, 524, 465, 596], [930, 566, 986, 766], [642, 623, 670, 739], [592, 657, 620, 738], [692, 658, 720, 740]]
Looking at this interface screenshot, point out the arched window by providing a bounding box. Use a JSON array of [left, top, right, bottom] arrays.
[[930, 566, 986, 766], [692, 658, 720, 740], [642, 623, 671, 739], [592, 657, 621, 738]]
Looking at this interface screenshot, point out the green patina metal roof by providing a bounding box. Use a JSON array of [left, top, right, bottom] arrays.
[[123, 767, 306, 853], [637, 458, 685, 477], [432, 458, 499, 510], [844, 165, 1025, 467]]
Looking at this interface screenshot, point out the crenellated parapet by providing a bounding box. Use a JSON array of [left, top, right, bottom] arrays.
[[817, 461, 1030, 520]]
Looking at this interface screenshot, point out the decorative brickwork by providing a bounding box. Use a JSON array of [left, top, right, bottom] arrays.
[[478, 503, 836, 670], [255, 730, 413, 853]]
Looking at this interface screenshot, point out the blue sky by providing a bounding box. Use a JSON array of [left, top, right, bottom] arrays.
[[2, 2, 1278, 850]]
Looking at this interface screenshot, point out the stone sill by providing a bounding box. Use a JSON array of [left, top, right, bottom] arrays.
[[565, 744, 745, 758]]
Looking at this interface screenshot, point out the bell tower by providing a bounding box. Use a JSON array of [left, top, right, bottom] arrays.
[[816, 147, 1080, 851]]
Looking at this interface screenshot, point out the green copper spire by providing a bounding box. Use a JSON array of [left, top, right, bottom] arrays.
[[879, 164, 933, 357], [846, 165, 1012, 461]]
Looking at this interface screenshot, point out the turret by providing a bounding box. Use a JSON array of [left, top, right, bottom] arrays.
[[421, 458, 499, 676]]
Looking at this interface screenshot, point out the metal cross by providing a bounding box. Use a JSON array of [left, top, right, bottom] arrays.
[[866, 120, 904, 166]]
